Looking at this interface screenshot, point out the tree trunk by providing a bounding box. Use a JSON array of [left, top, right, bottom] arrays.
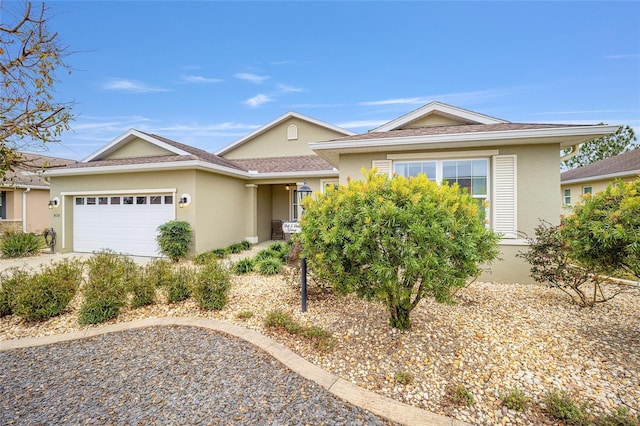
[[388, 304, 411, 330]]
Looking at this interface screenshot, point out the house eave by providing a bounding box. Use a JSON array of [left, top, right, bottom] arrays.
[[561, 170, 640, 185], [311, 125, 621, 166], [44, 160, 251, 179]]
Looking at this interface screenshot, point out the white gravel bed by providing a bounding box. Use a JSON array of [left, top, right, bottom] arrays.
[[1, 256, 639, 425]]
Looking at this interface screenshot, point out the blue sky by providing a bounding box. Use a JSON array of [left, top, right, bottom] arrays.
[[40, 1, 640, 160]]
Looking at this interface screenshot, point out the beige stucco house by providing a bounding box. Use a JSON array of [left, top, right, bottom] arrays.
[[561, 149, 640, 211], [0, 153, 73, 234], [46, 102, 617, 283], [45, 112, 353, 257]]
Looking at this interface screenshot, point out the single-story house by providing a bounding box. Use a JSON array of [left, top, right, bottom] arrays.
[[0, 153, 74, 234], [561, 148, 640, 210], [46, 102, 618, 283]]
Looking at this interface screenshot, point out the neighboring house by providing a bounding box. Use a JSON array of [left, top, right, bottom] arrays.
[[561, 149, 640, 210], [46, 102, 617, 284], [0, 153, 74, 234]]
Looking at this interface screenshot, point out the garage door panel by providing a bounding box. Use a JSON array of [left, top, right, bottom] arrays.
[[73, 194, 175, 257]]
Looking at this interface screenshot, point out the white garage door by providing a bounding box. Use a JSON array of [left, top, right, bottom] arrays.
[[73, 194, 175, 257]]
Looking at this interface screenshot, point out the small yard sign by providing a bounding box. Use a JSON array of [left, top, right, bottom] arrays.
[[283, 221, 301, 233]]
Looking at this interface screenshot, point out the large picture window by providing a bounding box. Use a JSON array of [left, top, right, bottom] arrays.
[[394, 158, 489, 217]]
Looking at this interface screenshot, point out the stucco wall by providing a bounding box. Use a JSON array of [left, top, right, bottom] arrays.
[[0, 188, 51, 233], [222, 118, 348, 160], [405, 113, 465, 128], [193, 170, 248, 253]]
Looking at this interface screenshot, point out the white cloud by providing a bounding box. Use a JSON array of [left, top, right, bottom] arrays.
[[180, 74, 223, 83], [103, 79, 170, 93], [245, 94, 273, 107], [359, 89, 514, 107], [277, 84, 304, 93], [359, 97, 428, 106], [235, 72, 270, 84], [337, 119, 389, 129]]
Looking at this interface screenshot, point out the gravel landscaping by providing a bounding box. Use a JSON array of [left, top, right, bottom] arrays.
[[1, 252, 639, 425]]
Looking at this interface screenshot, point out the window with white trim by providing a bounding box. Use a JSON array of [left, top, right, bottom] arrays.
[[291, 189, 299, 220], [563, 189, 571, 205], [582, 186, 592, 195], [394, 158, 489, 216]]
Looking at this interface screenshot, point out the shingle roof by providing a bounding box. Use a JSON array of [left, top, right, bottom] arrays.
[[328, 122, 589, 142], [561, 149, 640, 182], [1, 153, 75, 187], [231, 155, 335, 173], [138, 132, 245, 171]]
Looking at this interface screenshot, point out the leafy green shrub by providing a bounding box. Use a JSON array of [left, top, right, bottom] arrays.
[[193, 251, 217, 265], [240, 240, 251, 250], [257, 258, 281, 275], [254, 248, 279, 262], [501, 386, 530, 411], [212, 248, 230, 258], [156, 220, 193, 262], [562, 179, 640, 280], [0, 231, 46, 258], [235, 310, 254, 320], [394, 371, 414, 385], [301, 169, 500, 329], [129, 267, 156, 308], [192, 261, 230, 310], [228, 242, 245, 254], [79, 251, 131, 324], [267, 242, 289, 262], [234, 258, 255, 274], [301, 326, 335, 351], [518, 221, 622, 306], [13, 259, 83, 321], [165, 265, 194, 303], [543, 389, 589, 425], [264, 310, 301, 333], [143, 259, 174, 287], [450, 385, 474, 406], [0, 267, 30, 317]]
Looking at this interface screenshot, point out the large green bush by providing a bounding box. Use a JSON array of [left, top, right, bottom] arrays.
[[156, 220, 193, 262], [165, 265, 194, 303], [192, 261, 230, 310], [562, 179, 639, 280], [79, 251, 133, 324], [300, 169, 500, 329], [0, 267, 30, 317], [0, 231, 45, 258], [128, 266, 156, 308], [13, 259, 83, 321]]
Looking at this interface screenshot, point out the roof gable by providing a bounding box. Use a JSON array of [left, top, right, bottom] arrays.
[[372, 101, 508, 132], [83, 129, 190, 162], [215, 112, 355, 158]]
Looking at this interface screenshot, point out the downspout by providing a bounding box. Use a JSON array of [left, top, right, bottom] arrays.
[[22, 187, 31, 233], [561, 144, 581, 162]]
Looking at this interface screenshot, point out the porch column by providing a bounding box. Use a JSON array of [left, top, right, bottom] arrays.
[[245, 184, 259, 244]]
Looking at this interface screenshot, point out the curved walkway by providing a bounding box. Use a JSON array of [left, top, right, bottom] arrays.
[[0, 317, 466, 426]]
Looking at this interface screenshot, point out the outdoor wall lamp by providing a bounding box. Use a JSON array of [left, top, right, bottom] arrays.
[[48, 197, 60, 209], [178, 193, 191, 208]]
